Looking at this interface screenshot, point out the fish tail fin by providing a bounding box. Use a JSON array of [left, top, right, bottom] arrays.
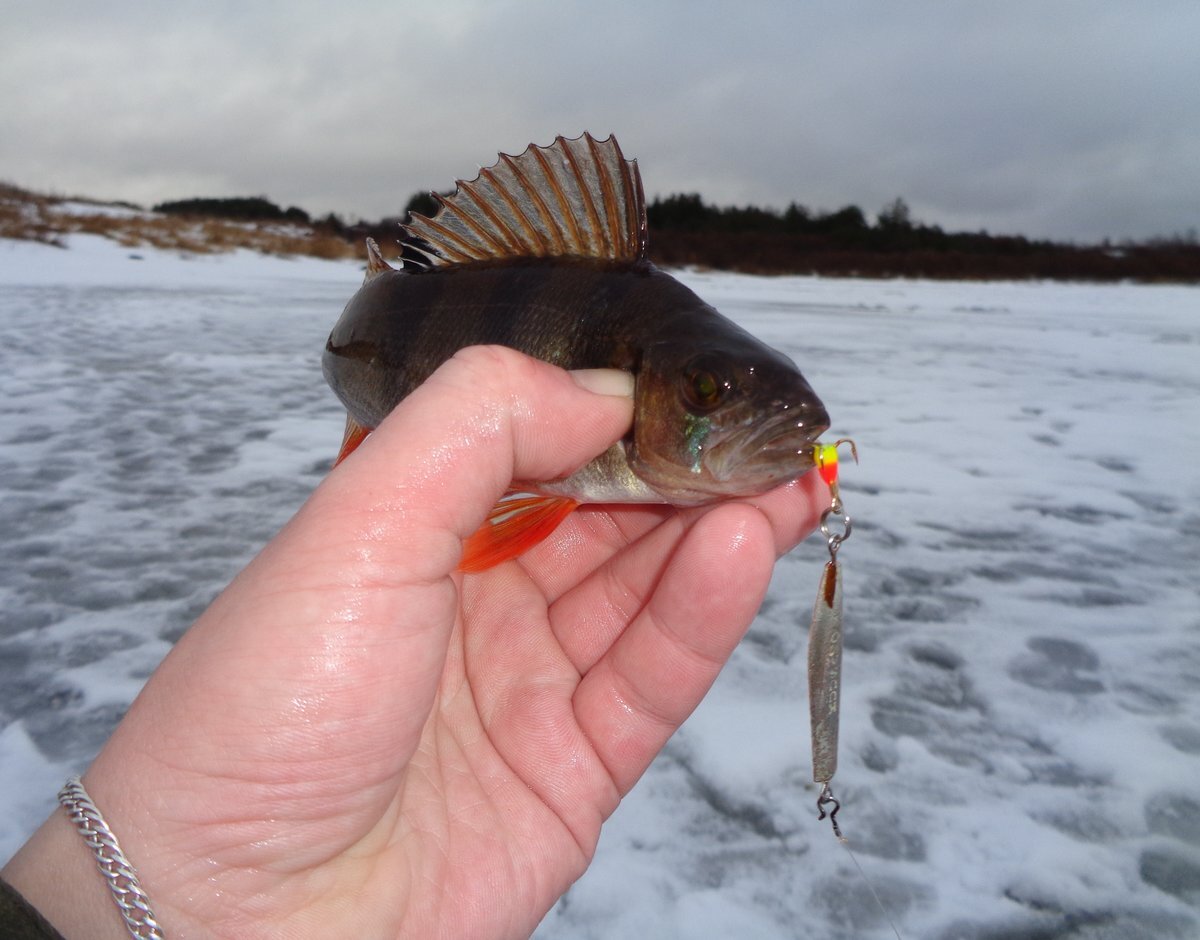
[[334, 415, 372, 466], [459, 494, 579, 572]]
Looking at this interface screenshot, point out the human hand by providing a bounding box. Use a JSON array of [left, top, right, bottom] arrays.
[[3, 346, 827, 939]]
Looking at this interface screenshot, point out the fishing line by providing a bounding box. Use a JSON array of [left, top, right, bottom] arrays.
[[835, 832, 906, 940]]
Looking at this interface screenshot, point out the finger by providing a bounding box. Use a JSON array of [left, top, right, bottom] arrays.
[[517, 502, 676, 601], [545, 510, 686, 673], [538, 468, 829, 671], [733, 470, 830, 557], [303, 346, 634, 583], [523, 468, 829, 606], [571, 502, 777, 794]]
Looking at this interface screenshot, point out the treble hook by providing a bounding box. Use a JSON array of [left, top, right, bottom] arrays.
[[833, 437, 859, 463]]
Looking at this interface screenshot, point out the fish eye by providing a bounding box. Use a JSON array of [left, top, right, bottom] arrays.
[[682, 357, 733, 413]]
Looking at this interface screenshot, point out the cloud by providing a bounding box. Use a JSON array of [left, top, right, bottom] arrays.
[[2, 1, 1197, 241]]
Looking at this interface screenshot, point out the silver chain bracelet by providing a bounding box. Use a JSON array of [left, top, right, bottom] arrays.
[[58, 775, 166, 940]]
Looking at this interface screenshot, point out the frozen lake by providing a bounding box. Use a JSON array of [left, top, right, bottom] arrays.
[[2, 235, 1199, 938]]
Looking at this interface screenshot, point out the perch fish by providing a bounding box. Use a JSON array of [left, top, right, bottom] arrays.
[[323, 133, 831, 570]]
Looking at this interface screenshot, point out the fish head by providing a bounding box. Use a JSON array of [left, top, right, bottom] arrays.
[[629, 336, 831, 504]]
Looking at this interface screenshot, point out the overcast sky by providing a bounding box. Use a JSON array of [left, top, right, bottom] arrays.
[[3, 1, 1197, 242]]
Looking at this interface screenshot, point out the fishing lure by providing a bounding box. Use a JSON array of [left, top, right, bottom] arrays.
[[809, 443, 908, 939], [809, 438, 857, 839]]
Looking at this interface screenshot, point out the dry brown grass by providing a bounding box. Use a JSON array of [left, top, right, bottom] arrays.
[[0, 183, 361, 260], [0, 182, 68, 246]]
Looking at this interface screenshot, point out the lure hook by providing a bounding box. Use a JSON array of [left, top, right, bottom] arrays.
[[830, 437, 859, 465], [815, 438, 856, 558], [817, 782, 843, 841]]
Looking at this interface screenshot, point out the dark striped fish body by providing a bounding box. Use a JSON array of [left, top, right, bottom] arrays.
[[322, 134, 830, 567], [326, 260, 657, 425], [329, 259, 754, 423]]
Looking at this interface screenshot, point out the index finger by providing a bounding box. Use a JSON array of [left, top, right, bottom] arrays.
[[520, 469, 830, 605], [570, 501, 779, 793]]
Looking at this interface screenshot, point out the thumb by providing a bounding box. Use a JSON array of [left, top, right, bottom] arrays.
[[84, 346, 634, 837], [310, 345, 635, 581]]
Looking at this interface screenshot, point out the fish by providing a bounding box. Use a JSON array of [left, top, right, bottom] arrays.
[[322, 133, 830, 571]]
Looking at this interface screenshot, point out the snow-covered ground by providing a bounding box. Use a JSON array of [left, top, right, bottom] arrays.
[[2, 235, 1198, 938]]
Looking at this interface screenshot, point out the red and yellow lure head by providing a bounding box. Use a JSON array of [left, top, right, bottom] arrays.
[[813, 438, 857, 560], [814, 438, 858, 495]]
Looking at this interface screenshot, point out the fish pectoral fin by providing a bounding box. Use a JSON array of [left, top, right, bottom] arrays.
[[459, 494, 580, 573], [334, 415, 373, 466]]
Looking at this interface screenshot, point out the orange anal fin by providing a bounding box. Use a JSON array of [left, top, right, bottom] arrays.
[[459, 495, 579, 573], [334, 415, 373, 467]]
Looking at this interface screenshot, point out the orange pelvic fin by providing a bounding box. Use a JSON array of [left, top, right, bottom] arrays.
[[459, 494, 580, 572], [335, 415, 373, 466]]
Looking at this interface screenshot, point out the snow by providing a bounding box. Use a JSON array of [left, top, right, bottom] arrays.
[[2, 235, 1198, 937], [54, 200, 157, 220]]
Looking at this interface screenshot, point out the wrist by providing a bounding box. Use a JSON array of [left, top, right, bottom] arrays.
[[2, 800, 133, 940], [2, 765, 204, 940], [56, 776, 165, 938]]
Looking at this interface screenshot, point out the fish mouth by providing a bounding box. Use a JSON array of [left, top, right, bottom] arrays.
[[706, 404, 831, 491]]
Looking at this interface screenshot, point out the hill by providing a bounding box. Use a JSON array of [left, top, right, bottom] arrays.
[[0, 183, 357, 260]]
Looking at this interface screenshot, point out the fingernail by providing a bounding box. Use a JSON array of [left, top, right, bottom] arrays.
[[569, 368, 635, 398]]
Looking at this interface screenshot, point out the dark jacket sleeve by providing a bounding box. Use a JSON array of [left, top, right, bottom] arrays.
[[0, 877, 67, 940]]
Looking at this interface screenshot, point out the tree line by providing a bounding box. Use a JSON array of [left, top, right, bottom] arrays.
[[153, 192, 1200, 282], [641, 192, 1200, 281]]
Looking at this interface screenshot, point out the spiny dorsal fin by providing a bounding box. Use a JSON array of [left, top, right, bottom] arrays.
[[363, 237, 394, 281], [403, 133, 647, 267]]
